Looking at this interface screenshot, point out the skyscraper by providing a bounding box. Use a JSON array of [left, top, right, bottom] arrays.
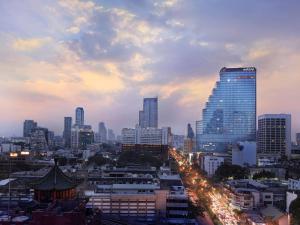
[[63, 117, 72, 148], [257, 114, 292, 161], [23, 120, 37, 137], [98, 122, 107, 143], [139, 97, 158, 128], [198, 67, 256, 152], [75, 107, 84, 126], [107, 129, 116, 142], [187, 123, 195, 139], [296, 133, 300, 146]]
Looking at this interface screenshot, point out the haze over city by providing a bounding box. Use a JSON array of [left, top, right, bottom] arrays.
[[1, 0, 300, 137]]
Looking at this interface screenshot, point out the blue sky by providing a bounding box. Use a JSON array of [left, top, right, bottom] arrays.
[[0, 0, 300, 138]]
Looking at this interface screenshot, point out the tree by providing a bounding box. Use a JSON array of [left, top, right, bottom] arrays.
[[214, 164, 249, 181], [253, 170, 275, 180], [117, 150, 162, 167], [88, 154, 108, 166], [290, 197, 300, 225]]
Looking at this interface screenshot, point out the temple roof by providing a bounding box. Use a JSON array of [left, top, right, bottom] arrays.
[[31, 161, 77, 191]]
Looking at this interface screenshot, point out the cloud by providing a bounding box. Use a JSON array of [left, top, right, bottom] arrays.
[[12, 37, 52, 51], [0, 0, 300, 138]]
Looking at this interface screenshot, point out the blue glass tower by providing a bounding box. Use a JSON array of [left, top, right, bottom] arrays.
[[198, 67, 256, 152]]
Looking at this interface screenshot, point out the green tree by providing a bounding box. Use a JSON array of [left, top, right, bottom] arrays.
[[290, 197, 300, 225], [88, 154, 108, 166], [253, 170, 275, 180], [117, 150, 162, 167], [214, 164, 249, 181]]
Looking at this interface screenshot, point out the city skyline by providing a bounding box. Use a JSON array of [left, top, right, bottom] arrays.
[[1, 0, 300, 137]]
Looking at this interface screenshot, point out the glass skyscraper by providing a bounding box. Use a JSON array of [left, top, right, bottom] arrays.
[[75, 107, 84, 126], [198, 67, 256, 152], [139, 97, 158, 128]]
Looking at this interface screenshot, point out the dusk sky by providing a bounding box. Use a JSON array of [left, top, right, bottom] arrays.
[[1, 0, 300, 138]]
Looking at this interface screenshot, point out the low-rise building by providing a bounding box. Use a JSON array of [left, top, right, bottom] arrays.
[[200, 155, 224, 177]]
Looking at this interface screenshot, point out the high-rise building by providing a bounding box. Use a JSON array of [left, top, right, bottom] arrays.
[[75, 107, 84, 126], [183, 138, 195, 153], [195, 120, 203, 151], [139, 97, 158, 128], [198, 67, 256, 152], [172, 135, 185, 150], [107, 129, 116, 142], [162, 127, 172, 146], [63, 117, 72, 148], [257, 114, 292, 161], [23, 120, 37, 137], [71, 125, 94, 150], [296, 133, 300, 146], [30, 127, 49, 151], [98, 122, 107, 143], [187, 123, 195, 139]]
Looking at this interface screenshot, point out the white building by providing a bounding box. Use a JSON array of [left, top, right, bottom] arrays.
[[121, 127, 172, 146], [137, 127, 162, 145], [232, 141, 257, 167], [121, 128, 136, 144], [200, 155, 224, 177]]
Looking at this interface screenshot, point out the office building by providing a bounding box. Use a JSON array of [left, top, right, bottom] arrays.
[[71, 125, 94, 150], [296, 133, 300, 146], [30, 127, 49, 152], [122, 127, 167, 146], [198, 67, 256, 152], [121, 128, 136, 144], [23, 120, 37, 137], [172, 135, 185, 150], [257, 114, 292, 161], [98, 122, 107, 143], [63, 117, 72, 148], [107, 129, 115, 142], [183, 138, 195, 153], [139, 97, 158, 128], [136, 127, 162, 145], [187, 123, 195, 139], [75, 107, 84, 126], [162, 127, 172, 145], [200, 155, 224, 177]]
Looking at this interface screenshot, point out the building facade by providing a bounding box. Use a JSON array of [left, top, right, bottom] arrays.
[[172, 135, 185, 150], [198, 67, 256, 152], [97, 122, 107, 143], [63, 117, 72, 148], [200, 155, 224, 177], [121, 128, 136, 144], [296, 133, 300, 146], [139, 97, 158, 128], [23, 120, 37, 138], [71, 125, 94, 150], [75, 107, 84, 126], [187, 123, 195, 139], [257, 114, 292, 161]]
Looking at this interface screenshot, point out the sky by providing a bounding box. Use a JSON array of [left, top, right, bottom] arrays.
[[0, 0, 300, 138]]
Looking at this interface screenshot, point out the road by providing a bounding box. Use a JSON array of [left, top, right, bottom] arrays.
[[170, 149, 241, 225]]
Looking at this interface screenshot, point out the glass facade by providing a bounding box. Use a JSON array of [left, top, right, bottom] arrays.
[[198, 67, 256, 152], [139, 97, 158, 128]]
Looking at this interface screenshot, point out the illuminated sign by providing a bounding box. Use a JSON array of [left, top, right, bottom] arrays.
[[243, 67, 255, 71]]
